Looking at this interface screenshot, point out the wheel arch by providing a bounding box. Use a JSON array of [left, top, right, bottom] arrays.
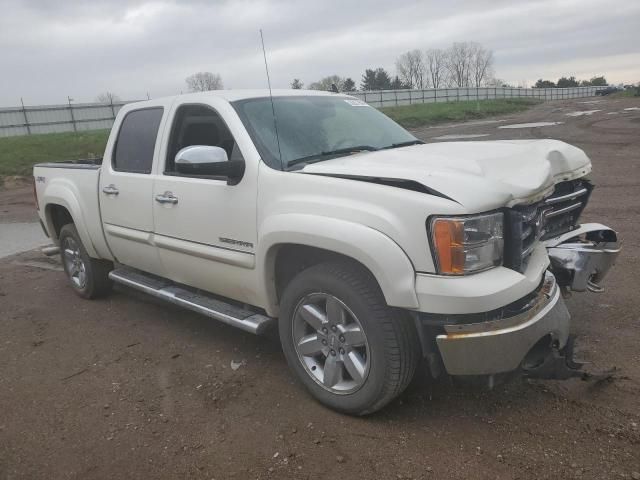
[[45, 203, 74, 239], [42, 189, 98, 258], [257, 214, 418, 317]]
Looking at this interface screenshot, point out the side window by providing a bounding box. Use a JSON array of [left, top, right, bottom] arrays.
[[113, 108, 164, 173], [165, 104, 244, 174]]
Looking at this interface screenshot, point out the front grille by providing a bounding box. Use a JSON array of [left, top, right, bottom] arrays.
[[504, 179, 592, 272]]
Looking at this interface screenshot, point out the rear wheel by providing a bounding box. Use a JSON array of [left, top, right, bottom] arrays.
[[279, 261, 419, 415], [59, 224, 113, 299]]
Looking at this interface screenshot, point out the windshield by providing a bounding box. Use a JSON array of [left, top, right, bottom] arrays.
[[232, 96, 419, 170]]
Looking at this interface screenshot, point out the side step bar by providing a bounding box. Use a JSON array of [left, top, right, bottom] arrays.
[[108, 267, 275, 335]]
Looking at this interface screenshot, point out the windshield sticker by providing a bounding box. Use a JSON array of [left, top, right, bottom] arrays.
[[344, 99, 369, 107]]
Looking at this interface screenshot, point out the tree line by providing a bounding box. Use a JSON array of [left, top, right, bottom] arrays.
[[534, 76, 607, 88], [292, 41, 496, 92], [92, 47, 612, 102]]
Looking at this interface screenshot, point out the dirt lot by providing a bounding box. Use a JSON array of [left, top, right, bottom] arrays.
[[1, 96, 639, 479]]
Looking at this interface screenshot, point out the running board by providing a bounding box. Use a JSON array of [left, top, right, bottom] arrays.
[[108, 267, 274, 335]]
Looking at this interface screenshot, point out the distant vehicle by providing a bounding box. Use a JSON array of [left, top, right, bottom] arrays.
[[595, 86, 620, 96], [33, 90, 620, 414]]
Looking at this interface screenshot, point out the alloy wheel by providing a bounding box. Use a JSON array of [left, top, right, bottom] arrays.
[[62, 237, 87, 289], [292, 293, 370, 394]]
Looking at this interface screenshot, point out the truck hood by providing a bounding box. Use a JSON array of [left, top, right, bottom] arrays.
[[301, 139, 592, 211]]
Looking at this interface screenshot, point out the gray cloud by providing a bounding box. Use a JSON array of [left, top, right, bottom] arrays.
[[1, 0, 638, 105]]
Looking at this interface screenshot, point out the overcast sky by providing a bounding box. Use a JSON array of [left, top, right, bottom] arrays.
[[1, 0, 639, 106]]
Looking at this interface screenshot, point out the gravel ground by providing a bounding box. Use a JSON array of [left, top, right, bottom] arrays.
[[0, 96, 639, 479]]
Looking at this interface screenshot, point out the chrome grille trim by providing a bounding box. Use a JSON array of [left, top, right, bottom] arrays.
[[505, 179, 592, 273], [543, 202, 582, 218], [543, 187, 588, 205]]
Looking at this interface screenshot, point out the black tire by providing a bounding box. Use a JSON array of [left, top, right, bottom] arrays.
[[279, 261, 419, 415], [59, 223, 113, 299]]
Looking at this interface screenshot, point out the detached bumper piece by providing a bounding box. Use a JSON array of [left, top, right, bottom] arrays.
[[521, 334, 616, 382], [435, 272, 571, 376], [544, 222, 621, 293]]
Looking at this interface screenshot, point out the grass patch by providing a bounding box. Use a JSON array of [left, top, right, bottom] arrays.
[[381, 98, 541, 128], [0, 129, 109, 179], [610, 89, 640, 98]]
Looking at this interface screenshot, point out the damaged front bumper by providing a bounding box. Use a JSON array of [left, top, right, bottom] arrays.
[[544, 223, 621, 293], [434, 272, 570, 376], [413, 223, 620, 379]]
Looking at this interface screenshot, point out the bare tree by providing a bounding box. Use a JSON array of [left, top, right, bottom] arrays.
[[470, 43, 494, 87], [185, 72, 223, 92], [424, 48, 447, 89], [395, 49, 426, 89], [96, 92, 120, 104], [446, 42, 475, 87], [290, 78, 304, 89]]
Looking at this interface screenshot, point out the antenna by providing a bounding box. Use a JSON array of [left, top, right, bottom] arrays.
[[259, 29, 283, 168]]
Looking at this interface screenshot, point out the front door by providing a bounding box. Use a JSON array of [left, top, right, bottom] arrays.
[[152, 101, 259, 303], [99, 105, 166, 276]]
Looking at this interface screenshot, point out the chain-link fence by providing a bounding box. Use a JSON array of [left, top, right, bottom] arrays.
[[0, 99, 139, 137], [0, 86, 603, 138], [349, 86, 602, 108]]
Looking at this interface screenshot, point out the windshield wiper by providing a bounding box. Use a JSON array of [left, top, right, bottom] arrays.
[[380, 139, 425, 150], [287, 145, 379, 170]]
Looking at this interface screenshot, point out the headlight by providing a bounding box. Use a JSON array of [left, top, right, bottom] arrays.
[[429, 212, 504, 275]]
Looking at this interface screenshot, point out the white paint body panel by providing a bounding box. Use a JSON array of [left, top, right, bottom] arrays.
[[33, 90, 594, 318], [302, 139, 592, 210]]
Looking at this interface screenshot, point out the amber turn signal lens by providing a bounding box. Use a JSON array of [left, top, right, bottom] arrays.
[[432, 219, 465, 274]]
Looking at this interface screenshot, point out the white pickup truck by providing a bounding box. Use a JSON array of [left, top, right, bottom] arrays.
[[33, 90, 620, 414]]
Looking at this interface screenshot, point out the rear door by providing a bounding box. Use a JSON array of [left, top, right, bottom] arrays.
[[99, 103, 168, 276], [151, 100, 259, 303]]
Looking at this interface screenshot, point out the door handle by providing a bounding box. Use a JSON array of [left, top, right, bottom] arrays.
[[155, 191, 179, 205], [102, 184, 119, 195]]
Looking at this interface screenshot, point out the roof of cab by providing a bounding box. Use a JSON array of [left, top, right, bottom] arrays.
[[132, 89, 346, 107]]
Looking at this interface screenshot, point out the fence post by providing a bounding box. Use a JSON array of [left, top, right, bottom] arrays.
[[109, 97, 116, 121], [20, 97, 31, 135], [68, 96, 77, 132], [394, 90, 398, 107]]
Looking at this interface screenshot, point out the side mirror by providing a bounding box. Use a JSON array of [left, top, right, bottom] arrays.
[[174, 145, 244, 185]]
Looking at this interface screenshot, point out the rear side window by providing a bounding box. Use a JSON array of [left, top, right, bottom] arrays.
[[113, 108, 164, 173]]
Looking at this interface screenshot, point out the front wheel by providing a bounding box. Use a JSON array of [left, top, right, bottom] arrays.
[[59, 223, 113, 299], [279, 262, 419, 415]]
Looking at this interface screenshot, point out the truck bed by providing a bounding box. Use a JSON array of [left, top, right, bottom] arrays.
[[34, 158, 103, 170]]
